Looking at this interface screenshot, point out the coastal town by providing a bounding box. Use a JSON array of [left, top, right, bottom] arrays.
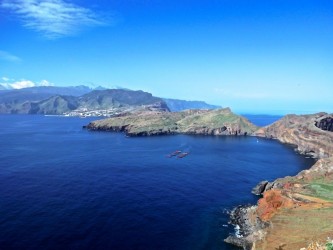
[[64, 107, 124, 117]]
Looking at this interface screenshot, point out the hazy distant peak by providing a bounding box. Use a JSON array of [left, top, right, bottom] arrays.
[[0, 84, 7, 91], [94, 86, 107, 90], [163, 98, 221, 112]]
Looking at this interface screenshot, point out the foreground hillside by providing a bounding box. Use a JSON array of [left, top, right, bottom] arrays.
[[225, 113, 333, 250], [86, 108, 258, 136]]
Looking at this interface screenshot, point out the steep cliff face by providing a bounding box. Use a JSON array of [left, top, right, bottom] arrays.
[[315, 116, 333, 132], [227, 113, 333, 250], [255, 113, 333, 158], [85, 108, 259, 136], [29, 96, 79, 114]]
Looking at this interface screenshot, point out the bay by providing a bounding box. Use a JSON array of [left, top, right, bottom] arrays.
[[0, 115, 314, 250]]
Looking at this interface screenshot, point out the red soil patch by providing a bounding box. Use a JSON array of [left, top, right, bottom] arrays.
[[257, 189, 295, 221]]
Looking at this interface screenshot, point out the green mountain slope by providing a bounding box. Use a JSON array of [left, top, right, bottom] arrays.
[[29, 96, 79, 115]]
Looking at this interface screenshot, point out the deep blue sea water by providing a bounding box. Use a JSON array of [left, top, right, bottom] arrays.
[[0, 115, 314, 250], [242, 114, 283, 127]]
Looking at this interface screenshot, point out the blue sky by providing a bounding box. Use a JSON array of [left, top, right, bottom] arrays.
[[0, 0, 332, 114]]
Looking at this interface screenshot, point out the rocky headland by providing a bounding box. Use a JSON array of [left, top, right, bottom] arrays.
[[85, 108, 259, 136], [226, 112, 333, 250]]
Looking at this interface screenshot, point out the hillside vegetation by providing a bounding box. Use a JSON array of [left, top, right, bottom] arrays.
[[86, 108, 258, 136]]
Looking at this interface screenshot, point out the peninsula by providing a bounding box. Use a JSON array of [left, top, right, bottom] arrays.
[[85, 108, 258, 136]]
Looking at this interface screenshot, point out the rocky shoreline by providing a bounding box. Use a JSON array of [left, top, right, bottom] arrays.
[[224, 205, 269, 250], [226, 112, 333, 250]]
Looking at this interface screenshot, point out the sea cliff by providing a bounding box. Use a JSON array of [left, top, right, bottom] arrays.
[[226, 113, 333, 250]]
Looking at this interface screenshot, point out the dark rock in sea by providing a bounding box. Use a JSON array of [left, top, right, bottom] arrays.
[[224, 205, 268, 249], [251, 180, 269, 195], [224, 236, 252, 250]]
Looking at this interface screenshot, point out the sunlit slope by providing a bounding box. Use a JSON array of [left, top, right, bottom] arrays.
[[86, 108, 259, 136]]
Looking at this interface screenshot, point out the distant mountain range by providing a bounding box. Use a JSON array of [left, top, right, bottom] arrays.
[[163, 98, 220, 111], [0, 86, 221, 115], [0, 85, 91, 102]]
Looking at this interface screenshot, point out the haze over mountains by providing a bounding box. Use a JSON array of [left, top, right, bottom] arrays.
[[0, 86, 220, 115], [163, 98, 220, 112]]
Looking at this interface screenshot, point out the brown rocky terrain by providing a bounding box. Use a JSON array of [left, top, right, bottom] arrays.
[[255, 113, 333, 158], [226, 113, 333, 250]]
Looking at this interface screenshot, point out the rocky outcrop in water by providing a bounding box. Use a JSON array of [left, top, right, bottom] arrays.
[[251, 181, 269, 196], [226, 113, 333, 250], [85, 108, 259, 136], [224, 205, 268, 250]]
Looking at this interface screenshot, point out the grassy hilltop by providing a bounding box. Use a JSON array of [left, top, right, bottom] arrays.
[[86, 108, 258, 136]]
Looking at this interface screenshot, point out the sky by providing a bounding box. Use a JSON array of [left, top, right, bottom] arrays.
[[0, 0, 332, 114]]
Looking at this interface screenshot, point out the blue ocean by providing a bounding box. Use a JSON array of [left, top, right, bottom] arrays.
[[0, 115, 314, 250]]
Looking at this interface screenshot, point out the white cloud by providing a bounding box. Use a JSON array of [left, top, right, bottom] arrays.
[[0, 50, 21, 62], [1, 0, 106, 39], [39, 79, 53, 86], [10, 80, 35, 89], [0, 78, 54, 89]]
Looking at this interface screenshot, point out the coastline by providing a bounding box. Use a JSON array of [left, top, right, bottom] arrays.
[[225, 112, 333, 250], [85, 110, 333, 249]]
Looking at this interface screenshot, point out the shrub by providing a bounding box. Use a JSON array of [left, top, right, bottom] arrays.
[[326, 242, 333, 250]]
